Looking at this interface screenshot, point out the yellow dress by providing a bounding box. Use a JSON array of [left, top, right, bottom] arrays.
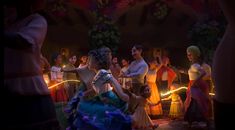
[[132, 96, 155, 129], [146, 69, 163, 116], [169, 93, 183, 118]]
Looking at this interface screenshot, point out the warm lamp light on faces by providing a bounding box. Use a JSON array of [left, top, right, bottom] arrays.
[[80, 56, 88, 63], [69, 56, 77, 65]]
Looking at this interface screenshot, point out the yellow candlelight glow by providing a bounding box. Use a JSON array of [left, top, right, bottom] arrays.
[[160, 86, 215, 96], [48, 80, 80, 89]]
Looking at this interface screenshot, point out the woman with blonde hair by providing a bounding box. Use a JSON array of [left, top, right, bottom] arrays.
[[183, 45, 210, 127]]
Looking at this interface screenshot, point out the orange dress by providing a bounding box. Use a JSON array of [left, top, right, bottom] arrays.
[[146, 69, 163, 116], [131, 95, 156, 129]]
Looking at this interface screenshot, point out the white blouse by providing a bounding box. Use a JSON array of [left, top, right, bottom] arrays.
[[188, 63, 201, 80], [161, 71, 168, 81], [120, 66, 132, 89], [51, 66, 64, 82]]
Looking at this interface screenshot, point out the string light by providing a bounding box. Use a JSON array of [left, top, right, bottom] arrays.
[[48, 80, 80, 89], [160, 86, 188, 97], [160, 86, 215, 96]]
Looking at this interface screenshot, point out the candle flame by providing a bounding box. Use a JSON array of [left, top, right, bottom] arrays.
[[45, 79, 49, 85]]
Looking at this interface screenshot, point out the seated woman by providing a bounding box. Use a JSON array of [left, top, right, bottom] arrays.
[[65, 47, 131, 130]]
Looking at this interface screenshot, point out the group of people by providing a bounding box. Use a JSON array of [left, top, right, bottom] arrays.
[[58, 44, 213, 130], [63, 45, 158, 130], [43, 51, 88, 102], [39, 44, 182, 130], [3, 0, 235, 130]]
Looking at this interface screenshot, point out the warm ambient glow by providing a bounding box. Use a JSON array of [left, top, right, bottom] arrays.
[[160, 86, 215, 96], [43, 74, 50, 85], [160, 86, 188, 97], [48, 80, 80, 89]]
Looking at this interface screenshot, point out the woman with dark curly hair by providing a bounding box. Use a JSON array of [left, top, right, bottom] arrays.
[[66, 47, 131, 130]]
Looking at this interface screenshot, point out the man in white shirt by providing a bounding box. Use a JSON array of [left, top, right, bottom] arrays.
[[120, 44, 148, 113]]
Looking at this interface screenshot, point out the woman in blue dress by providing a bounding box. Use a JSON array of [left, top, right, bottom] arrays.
[[65, 47, 131, 130]]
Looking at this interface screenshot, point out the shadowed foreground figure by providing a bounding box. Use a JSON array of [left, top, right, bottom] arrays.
[[3, 0, 60, 129], [212, 0, 235, 130]]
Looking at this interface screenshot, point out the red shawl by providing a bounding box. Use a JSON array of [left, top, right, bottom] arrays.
[[157, 66, 177, 88]]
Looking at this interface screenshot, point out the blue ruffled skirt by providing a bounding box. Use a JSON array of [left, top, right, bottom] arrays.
[[73, 91, 131, 130]]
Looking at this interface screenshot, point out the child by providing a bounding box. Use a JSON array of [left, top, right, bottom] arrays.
[[119, 58, 132, 89], [129, 85, 159, 130], [161, 84, 184, 119], [50, 53, 68, 102]]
